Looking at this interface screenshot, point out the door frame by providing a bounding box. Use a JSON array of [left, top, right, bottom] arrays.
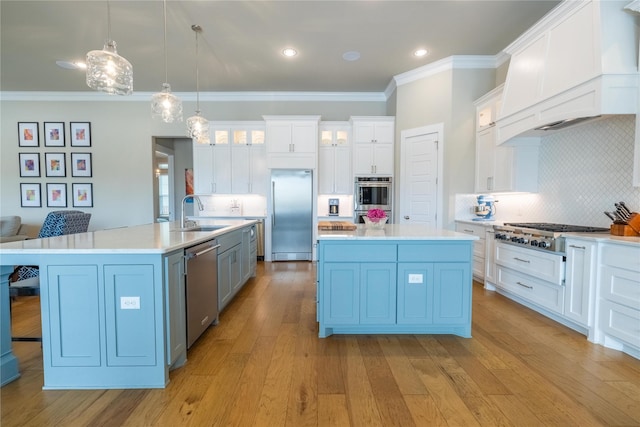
[[399, 123, 444, 229]]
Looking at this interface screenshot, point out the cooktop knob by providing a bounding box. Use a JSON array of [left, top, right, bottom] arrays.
[[531, 240, 539, 246], [539, 241, 550, 248]]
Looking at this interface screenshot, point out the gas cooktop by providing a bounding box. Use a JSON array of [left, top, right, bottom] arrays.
[[494, 222, 610, 253], [503, 222, 610, 233]]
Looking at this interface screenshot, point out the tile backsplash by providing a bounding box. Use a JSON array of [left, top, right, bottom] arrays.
[[457, 115, 639, 227]]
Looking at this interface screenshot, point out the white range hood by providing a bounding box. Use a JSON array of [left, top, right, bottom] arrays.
[[496, 0, 639, 144]]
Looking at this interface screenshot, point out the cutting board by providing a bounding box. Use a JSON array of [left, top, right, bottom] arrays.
[[318, 221, 357, 231]]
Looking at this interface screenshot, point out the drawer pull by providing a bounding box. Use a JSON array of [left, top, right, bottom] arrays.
[[516, 281, 533, 289], [463, 229, 474, 233], [569, 245, 586, 250], [513, 257, 531, 263]]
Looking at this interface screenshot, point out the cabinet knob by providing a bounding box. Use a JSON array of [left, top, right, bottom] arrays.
[[404, 216, 409, 220]]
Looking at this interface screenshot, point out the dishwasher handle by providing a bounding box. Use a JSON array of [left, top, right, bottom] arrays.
[[186, 244, 220, 259]]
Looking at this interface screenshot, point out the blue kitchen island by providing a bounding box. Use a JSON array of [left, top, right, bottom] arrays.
[[317, 224, 478, 338], [0, 219, 257, 389]]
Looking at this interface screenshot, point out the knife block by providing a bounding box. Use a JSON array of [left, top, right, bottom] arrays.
[[610, 213, 640, 236]]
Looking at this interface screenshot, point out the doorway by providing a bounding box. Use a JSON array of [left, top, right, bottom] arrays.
[[399, 123, 443, 229], [154, 150, 174, 222]]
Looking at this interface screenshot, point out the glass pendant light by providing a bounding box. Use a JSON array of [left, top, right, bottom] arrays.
[[186, 24, 210, 144], [86, 1, 133, 95], [151, 0, 182, 122]]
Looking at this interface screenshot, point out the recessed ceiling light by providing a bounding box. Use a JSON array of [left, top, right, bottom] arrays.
[[414, 49, 428, 58], [342, 51, 361, 61], [282, 48, 297, 57], [56, 60, 87, 70]]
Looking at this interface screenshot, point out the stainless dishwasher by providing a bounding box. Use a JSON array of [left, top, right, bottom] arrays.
[[185, 239, 220, 349]]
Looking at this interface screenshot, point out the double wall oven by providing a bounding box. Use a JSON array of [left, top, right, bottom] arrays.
[[353, 176, 392, 223]]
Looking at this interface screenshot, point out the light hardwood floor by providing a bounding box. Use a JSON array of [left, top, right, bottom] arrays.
[[2, 261, 640, 427]]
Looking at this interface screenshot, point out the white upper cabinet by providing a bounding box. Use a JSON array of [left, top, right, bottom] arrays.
[[351, 116, 395, 176], [193, 122, 268, 196], [192, 129, 231, 194], [230, 124, 267, 195], [264, 116, 320, 169], [318, 122, 352, 194], [474, 86, 539, 193]]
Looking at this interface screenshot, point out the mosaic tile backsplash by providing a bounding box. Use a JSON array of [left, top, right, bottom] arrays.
[[456, 115, 639, 228]]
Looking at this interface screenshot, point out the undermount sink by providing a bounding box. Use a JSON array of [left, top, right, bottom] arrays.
[[171, 225, 226, 232]]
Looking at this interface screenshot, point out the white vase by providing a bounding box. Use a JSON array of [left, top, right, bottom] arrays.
[[363, 217, 387, 229]]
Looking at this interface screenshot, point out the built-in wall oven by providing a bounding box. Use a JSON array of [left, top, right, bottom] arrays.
[[354, 176, 392, 223]]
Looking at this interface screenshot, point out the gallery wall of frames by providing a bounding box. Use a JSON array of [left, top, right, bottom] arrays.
[[17, 121, 93, 208]]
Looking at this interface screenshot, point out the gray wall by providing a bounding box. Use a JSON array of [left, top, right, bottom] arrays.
[[1, 98, 387, 232], [393, 68, 496, 228]]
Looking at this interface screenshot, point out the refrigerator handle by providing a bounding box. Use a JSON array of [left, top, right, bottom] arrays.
[[272, 181, 276, 228]]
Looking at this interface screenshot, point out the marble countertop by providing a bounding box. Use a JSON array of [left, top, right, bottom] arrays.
[[318, 224, 479, 241], [0, 219, 258, 255]]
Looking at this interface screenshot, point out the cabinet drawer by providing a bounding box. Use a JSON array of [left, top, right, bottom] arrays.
[[600, 265, 640, 311], [473, 240, 486, 258], [600, 299, 640, 348], [497, 266, 565, 314], [496, 243, 564, 285], [455, 222, 487, 238], [398, 243, 472, 263], [601, 244, 640, 271], [217, 230, 242, 252], [322, 244, 396, 262]]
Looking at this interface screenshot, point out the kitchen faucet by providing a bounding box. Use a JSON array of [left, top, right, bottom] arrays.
[[181, 195, 204, 229]]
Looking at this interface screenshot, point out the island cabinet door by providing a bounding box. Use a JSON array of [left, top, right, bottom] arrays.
[[360, 263, 397, 324], [165, 251, 186, 367], [46, 265, 101, 367], [323, 263, 360, 325], [397, 263, 434, 324], [104, 265, 157, 366], [433, 263, 472, 325]]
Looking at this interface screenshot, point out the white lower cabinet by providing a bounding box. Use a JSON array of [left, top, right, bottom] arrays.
[[494, 242, 566, 315], [484, 228, 497, 288], [564, 238, 597, 328], [455, 221, 488, 282], [596, 243, 640, 354]]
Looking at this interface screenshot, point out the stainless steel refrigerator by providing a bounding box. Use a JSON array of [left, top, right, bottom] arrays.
[[271, 169, 313, 261]]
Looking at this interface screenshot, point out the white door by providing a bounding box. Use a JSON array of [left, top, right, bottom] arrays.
[[399, 125, 442, 228]]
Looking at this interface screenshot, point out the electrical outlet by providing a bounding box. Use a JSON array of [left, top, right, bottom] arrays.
[[120, 296, 140, 310], [408, 274, 423, 284]]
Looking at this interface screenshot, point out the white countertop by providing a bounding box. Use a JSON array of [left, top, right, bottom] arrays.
[[318, 224, 479, 241], [455, 219, 639, 247], [0, 219, 258, 255]]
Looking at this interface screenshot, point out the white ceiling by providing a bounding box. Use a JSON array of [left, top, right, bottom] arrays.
[[0, 1, 561, 94]]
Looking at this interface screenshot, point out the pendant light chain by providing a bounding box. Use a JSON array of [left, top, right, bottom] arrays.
[[194, 25, 201, 111], [162, 0, 168, 84]]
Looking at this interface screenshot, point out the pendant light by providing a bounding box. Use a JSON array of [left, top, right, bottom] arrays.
[[185, 24, 210, 144], [151, 0, 182, 122], [86, 1, 133, 95]]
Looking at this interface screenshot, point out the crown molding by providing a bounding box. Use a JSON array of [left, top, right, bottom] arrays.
[[393, 55, 499, 88], [625, 0, 640, 13], [0, 91, 386, 103]]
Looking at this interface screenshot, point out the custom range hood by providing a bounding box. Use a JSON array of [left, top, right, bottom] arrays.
[[495, 0, 639, 144]]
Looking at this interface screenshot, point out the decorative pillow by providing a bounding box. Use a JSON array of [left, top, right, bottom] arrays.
[[0, 216, 21, 237]]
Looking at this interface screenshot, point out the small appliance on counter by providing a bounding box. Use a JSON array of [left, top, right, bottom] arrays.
[[473, 194, 496, 221], [329, 198, 339, 216]]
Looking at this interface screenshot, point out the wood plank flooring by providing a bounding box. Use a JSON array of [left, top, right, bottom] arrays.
[[2, 261, 640, 426]]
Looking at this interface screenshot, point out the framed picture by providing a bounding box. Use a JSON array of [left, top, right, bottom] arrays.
[[46, 183, 67, 208], [19, 152, 40, 177], [71, 152, 92, 177], [44, 122, 65, 147], [18, 122, 39, 147], [20, 183, 41, 207], [44, 152, 66, 177], [70, 122, 91, 147], [72, 183, 93, 207]]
